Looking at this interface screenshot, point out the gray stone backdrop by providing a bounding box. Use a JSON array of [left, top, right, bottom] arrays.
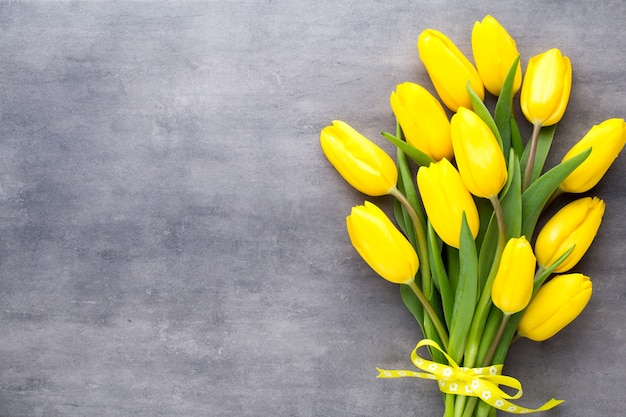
[[0, 1, 624, 416]]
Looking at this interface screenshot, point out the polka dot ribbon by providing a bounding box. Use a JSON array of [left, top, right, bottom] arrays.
[[376, 339, 563, 414]]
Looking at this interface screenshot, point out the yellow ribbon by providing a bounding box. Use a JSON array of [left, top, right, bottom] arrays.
[[377, 339, 563, 414]]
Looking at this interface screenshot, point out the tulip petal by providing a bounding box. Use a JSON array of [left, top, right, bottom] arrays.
[[491, 237, 535, 315], [320, 120, 398, 196], [520, 49, 572, 126], [535, 197, 605, 272], [417, 159, 480, 248], [560, 118, 626, 193], [346, 201, 419, 284], [518, 274, 592, 341], [418, 29, 484, 112]]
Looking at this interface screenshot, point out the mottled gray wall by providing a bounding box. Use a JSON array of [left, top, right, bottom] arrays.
[[0, 1, 625, 416]]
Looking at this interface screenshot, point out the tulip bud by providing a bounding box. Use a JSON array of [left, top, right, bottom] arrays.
[[417, 158, 480, 248], [471, 15, 522, 96], [451, 107, 508, 198], [320, 120, 398, 196], [560, 118, 626, 193], [535, 197, 604, 273], [417, 29, 484, 112], [390, 82, 453, 161], [346, 201, 419, 285], [518, 273, 592, 341], [520, 48, 572, 126], [491, 237, 535, 315]]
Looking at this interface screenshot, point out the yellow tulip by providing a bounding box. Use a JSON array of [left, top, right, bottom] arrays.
[[450, 107, 508, 198], [518, 273, 592, 341], [417, 29, 484, 112], [390, 82, 453, 161], [346, 201, 419, 284], [491, 237, 535, 315], [520, 48, 572, 126], [560, 118, 626, 193], [416, 158, 479, 248], [471, 15, 522, 96], [320, 120, 398, 196], [535, 197, 605, 273]]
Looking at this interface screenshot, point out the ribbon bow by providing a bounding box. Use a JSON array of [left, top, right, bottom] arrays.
[[377, 339, 563, 414]]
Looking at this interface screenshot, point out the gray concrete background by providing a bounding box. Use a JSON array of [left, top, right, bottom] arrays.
[[0, 1, 625, 416]]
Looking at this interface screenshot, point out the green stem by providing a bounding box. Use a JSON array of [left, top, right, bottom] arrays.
[[453, 394, 467, 417], [391, 186, 448, 350], [522, 123, 541, 191], [460, 397, 478, 417], [407, 280, 449, 350], [390, 187, 432, 299], [490, 196, 506, 251], [483, 313, 510, 366], [443, 393, 456, 417], [462, 196, 506, 368]]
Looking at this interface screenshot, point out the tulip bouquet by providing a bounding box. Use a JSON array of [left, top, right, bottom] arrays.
[[320, 15, 626, 417]]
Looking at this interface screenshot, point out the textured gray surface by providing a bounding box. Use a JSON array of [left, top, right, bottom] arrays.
[[0, 1, 625, 416]]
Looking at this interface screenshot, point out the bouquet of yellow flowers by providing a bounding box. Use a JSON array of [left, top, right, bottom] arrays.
[[320, 15, 626, 417]]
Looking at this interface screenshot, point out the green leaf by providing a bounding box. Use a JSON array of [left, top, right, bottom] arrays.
[[477, 213, 498, 290], [394, 153, 416, 247], [521, 148, 591, 237], [400, 284, 424, 328], [500, 150, 522, 239], [520, 125, 557, 184], [447, 247, 460, 293], [393, 194, 413, 245], [510, 116, 523, 158], [422, 308, 448, 364], [474, 197, 494, 251], [533, 246, 575, 291], [396, 145, 426, 227], [467, 82, 503, 149], [475, 305, 504, 366], [494, 56, 520, 158], [428, 222, 453, 328], [401, 284, 447, 363], [447, 214, 478, 363], [381, 131, 434, 167]]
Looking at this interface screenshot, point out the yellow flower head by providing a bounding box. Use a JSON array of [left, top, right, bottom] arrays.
[[491, 237, 536, 315], [416, 158, 480, 248], [451, 107, 508, 198], [418, 29, 484, 112], [390, 82, 453, 161], [560, 118, 626, 193], [320, 120, 397, 196], [518, 273, 592, 341], [346, 201, 419, 284], [535, 197, 605, 273], [471, 15, 522, 96], [520, 48, 572, 126]]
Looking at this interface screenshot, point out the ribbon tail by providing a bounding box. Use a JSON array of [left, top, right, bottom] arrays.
[[483, 395, 564, 414], [376, 367, 438, 380], [531, 398, 565, 412]]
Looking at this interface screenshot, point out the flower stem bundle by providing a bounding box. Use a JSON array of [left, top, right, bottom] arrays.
[[320, 14, 626, 417]]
